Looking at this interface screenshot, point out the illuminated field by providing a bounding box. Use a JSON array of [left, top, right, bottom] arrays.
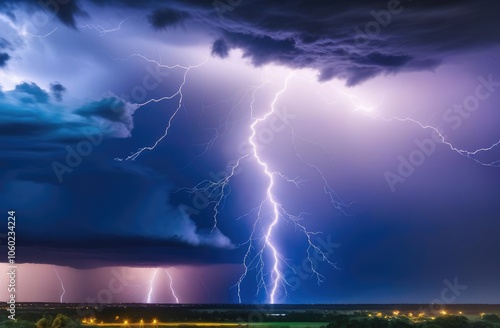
[[87, 322, 327, 328]]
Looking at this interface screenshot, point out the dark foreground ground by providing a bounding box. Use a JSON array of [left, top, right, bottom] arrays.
[[1, 303, 499, 328]]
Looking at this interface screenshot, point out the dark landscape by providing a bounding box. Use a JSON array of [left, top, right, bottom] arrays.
[[2, 304, 500, 328]]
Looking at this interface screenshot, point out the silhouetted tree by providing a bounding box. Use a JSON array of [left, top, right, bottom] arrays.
[[433, 315, 469, 328], [371, 317, 389, 328], [417, 323, 444, 328], [347, 318, 367, 328], [36, 318, 49, 328], [389, 318, 413, 328], [327, 314, 350, 328], [469, 320, 495, 328], [482, 315, 500, 323], [51, 314, 71, 328]]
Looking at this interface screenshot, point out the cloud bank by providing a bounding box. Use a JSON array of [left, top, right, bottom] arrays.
[[2, 0, 499, 84]]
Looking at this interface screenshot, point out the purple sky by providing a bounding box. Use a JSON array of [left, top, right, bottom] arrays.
[[1, 0, 500, 304]]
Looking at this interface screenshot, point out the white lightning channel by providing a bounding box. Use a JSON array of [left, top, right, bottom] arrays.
[[376, 114, 500, 167], [165, 269, 180, 304], [146, 268, 159, 303], [112, 53, 208, 161], [178, 71, 346, 304], [80, 17, 135, 36], [323, 81, 500, 167], [53, 266, 66, 303], [247, 74, 294, 304]]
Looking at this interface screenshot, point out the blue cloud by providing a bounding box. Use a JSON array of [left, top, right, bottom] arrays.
[[0, 52, 10, 67], [50, 82, 67, 101], [0, 82, 139, 158]]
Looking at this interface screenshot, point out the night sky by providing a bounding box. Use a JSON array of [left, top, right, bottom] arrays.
[[1, 0, 500, 305]]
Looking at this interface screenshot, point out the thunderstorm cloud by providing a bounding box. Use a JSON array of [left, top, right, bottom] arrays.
[[0, 52, 9, 67], [2, 0, 499, 84], [0, 82, 138, 140], [147, 7, 190, 30]]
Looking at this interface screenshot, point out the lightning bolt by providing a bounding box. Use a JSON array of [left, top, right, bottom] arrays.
[[246, 74, 293, 304], [173, 70, 347, 304], [113, 53, 208, 161], [241, 73, 347, 303], [146, 268, 159, 303], [24, 27, 58, 38], [322, 81, 500, 167], [165, 269, 180, 304], [80, 17, 135, 36], [107, 49, 353, 305], [53, 266, 66, 303], [376, 114, 500, 167]]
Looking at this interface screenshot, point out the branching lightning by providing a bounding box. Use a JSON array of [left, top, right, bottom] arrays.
[[376, 114, 500, 167], [288, 125, 357, 217], [114, 61, 350, 303], [80, 17, 135, 36], [233, 73, 351, 303], [53, 266, 66, 303], [245, 74, 292, 304], [176, 72, 347, 303], [113, 53, 208, 161], [321, 81, 500, 167]]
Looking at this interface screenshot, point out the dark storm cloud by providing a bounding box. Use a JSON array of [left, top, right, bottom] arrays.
[[0, 82, 138, 140], [211, 38, 229, 58], [354, 53, 413, 68], [147, 7, 190, 30], [75, 0, 500, 85], [17, 243, 236, 269], [0, 52, 10, 67], [0, 0, 86, 27], [50, 81, 66, 101], [1, 163, 234, 269], [17, 234, 235, 269], [203, 0, 500, 85], [14, 81, 49, 103], [0, 121, 58, 136], [3, 0, 499, 84]]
